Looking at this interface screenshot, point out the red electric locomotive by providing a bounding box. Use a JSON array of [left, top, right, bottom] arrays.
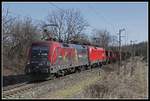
[[25, 40, 107, 80], [88, 46, 106, 67], [25, 40, 89, 80]]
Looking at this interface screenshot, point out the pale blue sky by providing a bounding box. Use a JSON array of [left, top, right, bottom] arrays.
[[2, 2, 148, 44]]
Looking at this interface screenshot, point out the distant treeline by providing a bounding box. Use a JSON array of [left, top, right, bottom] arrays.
[[110, 41, 148, 59], [133, 41, 148, 58]]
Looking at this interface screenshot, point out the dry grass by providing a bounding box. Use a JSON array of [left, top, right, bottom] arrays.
[[83, 57, 148, 99]]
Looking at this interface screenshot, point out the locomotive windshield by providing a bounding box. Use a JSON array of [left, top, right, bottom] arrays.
[[31, 45, 49, 60]]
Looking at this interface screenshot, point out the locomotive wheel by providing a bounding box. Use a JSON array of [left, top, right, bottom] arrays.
[[87, 66, 91, 70], [78, 66, 85, 72], [64, 69, 69, 75], [70, 68, 75, 73], [76, 67, 81, 72], [57, 70, 65, 77]]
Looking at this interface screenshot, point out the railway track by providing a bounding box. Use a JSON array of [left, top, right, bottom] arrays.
[[3, 82, 28, 91], [2, 65, 112, 99], [3, 83, 34, 98], [2, 70, 92, 98], [2, 79, 53, 98]]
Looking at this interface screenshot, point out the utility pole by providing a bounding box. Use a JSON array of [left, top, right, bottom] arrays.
[[130, 40, 137, 57], [130, 40, 137, 76], [118, 28, 125, 66], [117, 28, 125, 75]]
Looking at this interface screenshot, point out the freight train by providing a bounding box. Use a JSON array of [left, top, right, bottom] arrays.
[[25, 40, 129, 80]]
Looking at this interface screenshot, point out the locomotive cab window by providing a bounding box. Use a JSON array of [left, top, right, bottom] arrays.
[[31, 45, 49, 60]]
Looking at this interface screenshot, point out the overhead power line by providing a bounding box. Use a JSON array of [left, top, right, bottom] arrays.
[[49, 2, 66, 13]]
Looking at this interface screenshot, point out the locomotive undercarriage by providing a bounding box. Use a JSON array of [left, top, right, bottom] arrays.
[[25, 63, 92, 81]]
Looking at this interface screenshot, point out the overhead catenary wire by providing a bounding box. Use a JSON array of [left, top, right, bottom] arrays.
[[49, 2, 66, 13]]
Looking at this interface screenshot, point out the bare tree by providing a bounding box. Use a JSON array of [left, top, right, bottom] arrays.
[[44, 9, 89, 42], [2, 9, 40, 73], [5, 17, 39, 58], [2, 9, 16, 47], [91, 29, 112, 48]]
